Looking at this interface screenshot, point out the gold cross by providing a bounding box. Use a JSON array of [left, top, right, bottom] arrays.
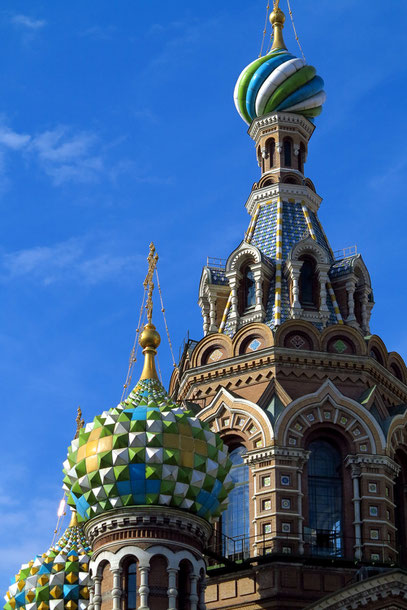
[[143, 242, 159, 323], [273, 0, 280, 9]]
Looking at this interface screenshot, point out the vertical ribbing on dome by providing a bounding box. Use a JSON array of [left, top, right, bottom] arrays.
[[270, 1, 287, 51]]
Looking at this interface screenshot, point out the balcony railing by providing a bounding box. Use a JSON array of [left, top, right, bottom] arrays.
[[206, 528, 401, 568]]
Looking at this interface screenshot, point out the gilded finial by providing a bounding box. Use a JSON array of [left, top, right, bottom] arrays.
[[139, 243, 161, 381], [69, 510, 78, 528], [75, 407, 84, 439], [270, 0, 287, 51]]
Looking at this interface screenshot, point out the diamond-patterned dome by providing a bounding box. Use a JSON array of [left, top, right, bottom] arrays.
[[63, 378, 233, 523], [3, 513, 91, 610]]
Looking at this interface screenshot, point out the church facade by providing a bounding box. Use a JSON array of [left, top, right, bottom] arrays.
[[4, 2, 407, 610]]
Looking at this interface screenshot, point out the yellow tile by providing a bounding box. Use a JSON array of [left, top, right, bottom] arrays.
[[38, 603, 49, 610], [85, 440, 98, 458], [52, 564, 64, 573], [86, 455, 98, 473], [81, 587, 89, 600], [9, 599, 16, 610], [38, 575, 49, 586], [81, 563, 89, 572], [30, 566, 39, 575], [97, 436, 113, 453], [163, 433, 179, 449], [180, 452, 194, 468], [194, 440, 207, 456], [50, 586, 62, 599], [88, 428, 102, 442], [25, 591, 35, 603], [77, 445, 86, 462], [178, 424, 191, 436], [66, 572, 78, 584], [66, 601, 78, 610], [180, 436, 194, 452], [17, 581, 25, 592]]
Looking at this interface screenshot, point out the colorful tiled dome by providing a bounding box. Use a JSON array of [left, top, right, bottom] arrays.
[[3, 513, 91, 610], [234, 5, 326, 124], [63, 324, 233, 523]]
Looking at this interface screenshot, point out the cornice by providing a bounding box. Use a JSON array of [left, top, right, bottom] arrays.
[[345, 454, 400, 476], [245, 183, 323, 216], [179, 346, 407, 405], [244, 446, 310, 465], [248, 112, 315, 141]]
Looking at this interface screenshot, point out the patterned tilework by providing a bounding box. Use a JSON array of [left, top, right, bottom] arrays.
[[219, 292, 232, 334], [251, 202, 278, 257], [308, 209, 334, 261], [330, 255, 358, 278], [209, 268, 228, 286], [3, 518, 91, 610], [63, 379, 233, 523]]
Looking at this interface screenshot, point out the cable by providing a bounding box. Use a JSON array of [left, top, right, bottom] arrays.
[[155, 268, 177, 371], [286, 0, 306, 61], [259, 1, 271, 57], [120, 288, 147, 401]]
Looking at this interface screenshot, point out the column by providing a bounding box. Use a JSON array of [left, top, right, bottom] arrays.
[[317, 269, 330, 312], [189, 575, 199, 610], [208, 297, 217, 333], [198, 579, 207, 610], [138, 566, 150, 610], [198, 297, 210, 336], [351, 465, 362, 560], [226, 272, 241, 332], [167, 568, 178, 610], [345, 278, 357, 322], [88, 583, 95, 610], [111, 568, 122, 610], [287, 261, 302, 317], [252, 264, 265, 320], [297, 469, 304, 555], [93, 576, 102, 610]]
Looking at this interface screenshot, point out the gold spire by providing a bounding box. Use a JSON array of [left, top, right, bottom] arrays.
[[69, 510, 78, 528], [270, 0, 287, 51], [139, 243, 161, 381]]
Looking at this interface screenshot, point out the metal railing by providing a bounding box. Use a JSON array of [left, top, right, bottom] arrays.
[[333, 245, 358, 260], [206, 528, 401, 567], [206, 256, 226, 269]]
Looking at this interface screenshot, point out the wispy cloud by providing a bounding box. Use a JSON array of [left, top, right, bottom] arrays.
[[0, 235, 143, 286], [10, 14, 46, 30], [0, 122, 104, 185]]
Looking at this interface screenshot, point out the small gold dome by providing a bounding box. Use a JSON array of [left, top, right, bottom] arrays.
[[139, 322, 161, 350], [270, 6, 285, 27]]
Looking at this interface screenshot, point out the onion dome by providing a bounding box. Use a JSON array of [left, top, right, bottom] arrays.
[[62, 321, 233, 524], [3, 512, 91, 610], [234, 3, 326, 124]]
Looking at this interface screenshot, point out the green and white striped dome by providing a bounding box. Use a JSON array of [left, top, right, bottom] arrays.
[[3, 513, 91, 610], [234, 5, 326, 124]]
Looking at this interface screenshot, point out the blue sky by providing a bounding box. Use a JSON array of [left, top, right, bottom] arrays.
[[1, 0, 407, 594]]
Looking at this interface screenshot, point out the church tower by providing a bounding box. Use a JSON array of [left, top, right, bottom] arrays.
[[171, 3, 407, 608]]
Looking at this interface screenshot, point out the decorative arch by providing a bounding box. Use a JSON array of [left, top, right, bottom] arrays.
[[191, 332, 233, 368], [274, 379, 386, 453], [386, 411, 407, 459], [288, 236, 331, 266], [387, 351, 407, 383], [275, 319, 321, 351], [200, 387, 274, 450], [225, 241, 262, 274], [258, 174, 275, 188], [321, 324, 367, 356], [282, 173, 302, 185], [91, 545, 204, 575], [304, 177, 316, 192], [233, 322, 274, 356], [367, 335, 388, 367]]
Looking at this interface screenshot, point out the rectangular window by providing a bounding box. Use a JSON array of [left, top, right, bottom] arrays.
[[262, 499, 271, 511], [263, 523, 272, 534], [262, 475, 271, 487]]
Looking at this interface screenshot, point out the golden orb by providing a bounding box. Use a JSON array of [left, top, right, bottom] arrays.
[[139, 322, 161, 350], [270, 7, 285, 27]]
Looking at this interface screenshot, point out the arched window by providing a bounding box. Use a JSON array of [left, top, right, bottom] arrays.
[[125, 561, 137, 610], [221, 446, 250, 558], [299, 257, 318, 309], [243, 267, 256, 310], [308, 440, 343, 556], [266, 138, 275, 169], [298, 142, 306, 173], [283, 138, 292, 167], [178, 560, 191, 610]]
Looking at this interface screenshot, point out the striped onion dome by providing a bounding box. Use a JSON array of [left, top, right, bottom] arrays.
[[234, 5, 326, 124], [62, 322, 234, 524], [3, 512, 91, 610]]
